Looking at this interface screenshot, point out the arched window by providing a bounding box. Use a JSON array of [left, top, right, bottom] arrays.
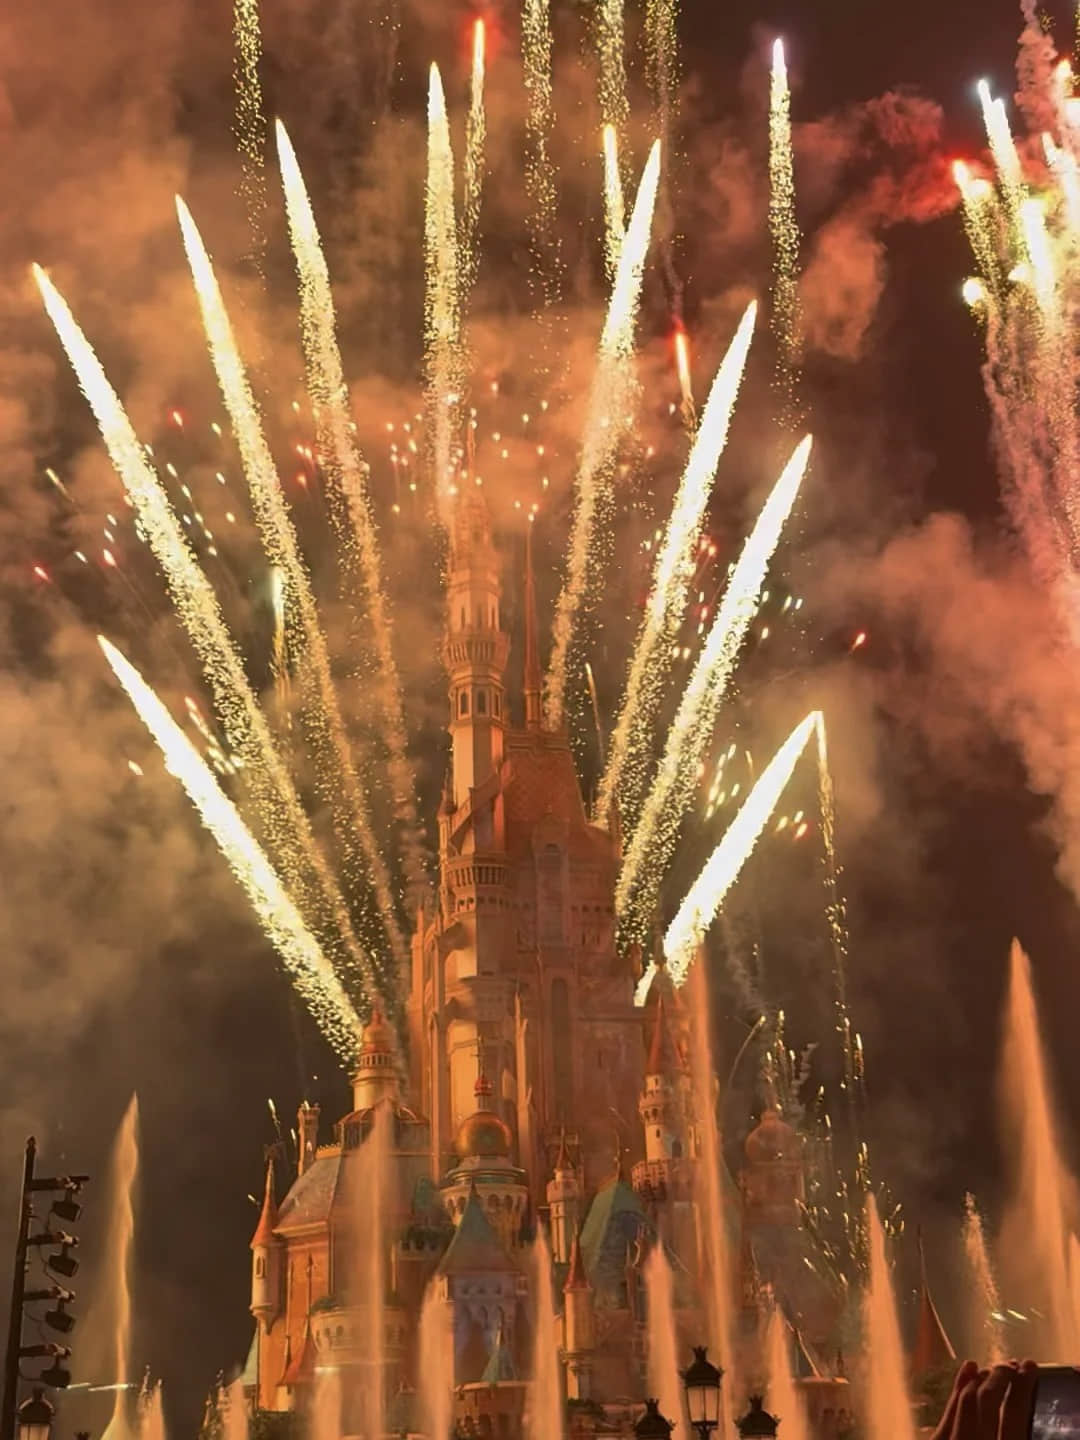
[[477, 690, 487, 716], [459, 691, 470, 716], [255, 1256, 266, 1279]]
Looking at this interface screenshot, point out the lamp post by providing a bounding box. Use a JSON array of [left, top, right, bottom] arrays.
[[681, 1347, 723, 1440], [15, 1391, 52, 1440], [734, 1396, 779, 1439], [634, 1399, 675, 1440]]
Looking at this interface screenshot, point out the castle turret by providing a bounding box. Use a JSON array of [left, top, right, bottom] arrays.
[[297, 1101, 319, 1178], [444, 490, 510, 811], [633, 991, 691, 1231], [250, 1158, 283, 1330], [352, 1006, 399, 1112], [442, 1069, 529, 1254], [562, 1231, 595, 1400], [741, 1108, 805, 1228], [546, 1131, 580, 1265]]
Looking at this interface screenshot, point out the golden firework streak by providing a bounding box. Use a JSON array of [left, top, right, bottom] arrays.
[[769, 39, 801, 412], [176, 197, 403, 988], [33, 265, 374, 1001], [545, 140, 662, 729], [461, 21, 486, 304], [635, 708, 820, 1002], [100, 637, 362, 1058], [521, 0, 561, 308], [232, 0, 267, 270], [618, 435, 813, 944], [602, 124, 626, 280], [424, 65, 464, 510], [274, 122, 425, 897], [596, 301, 757, 829]]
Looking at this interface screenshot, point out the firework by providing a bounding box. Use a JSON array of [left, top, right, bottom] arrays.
[[619, 435, 813, 947], [815, 712, 856, 1115], [461, 20, 487, 303], [644, 0, 679, 134], [424, 64, 464, 509], [175, 196, 402, 990], [673, 326, 694, 427], [602, 123, 626, 281], [596, 301, 757, 830], [1019, 196, 1057, 316], [100, 638, 362, 1060], [521, 0, 561, 309], [545, 140, 662, 730], [953, 161, 1003, 300], [597, 0, 629, 141], [769, 38, 801, 414], [34, 264, 377, 1017], [232, 0, 267, 271], [275, 121, 426, 895], [636, 709, 820, 1001], [978, 81, 1025, 223]]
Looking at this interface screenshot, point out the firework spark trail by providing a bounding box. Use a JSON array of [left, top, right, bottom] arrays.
[[618, 435, 813, 947], [100, 638, 362, 1059], [815, 712, 857, 1118], [521, 0, 562, 310], [635, 709, 819, 1002], [769, 39, 801, 416], [424, 65, 464, 511], [269, 566, 291, 718], [597, 0, 629, 139], [461, 21, 487, 305], [595, 301, 757, 830], [1020, 197, 1058, 316], [644, 0, 679, 132], [953, 162, 1004, 299], [602, 124, 626, 281], [978, 82, 1026, 228], [275, 121, 426, 895], [232, 0, 268, 273], [175, 197, 402, 991], [673, 326, 695, 428], [34, 265, 375, 994], [545, 141, 662, 729]]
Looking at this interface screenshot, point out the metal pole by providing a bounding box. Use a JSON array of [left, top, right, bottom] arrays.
[[1, 1138, 36, 1440]]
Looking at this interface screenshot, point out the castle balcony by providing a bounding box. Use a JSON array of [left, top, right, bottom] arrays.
[[631, 1157, 693, 1204], [444, 853, 513, 898], [444, 630, 511, 672]]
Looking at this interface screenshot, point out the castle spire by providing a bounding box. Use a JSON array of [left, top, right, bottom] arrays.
[[251, 1156, 278, 1248], [524, 522, 542, 730], [911, 1232, 956, 1378]]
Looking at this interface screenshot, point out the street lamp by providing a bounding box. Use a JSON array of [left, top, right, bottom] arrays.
[[634, 1398, 675, 1440], [16, 1390, 52, 1440], [735, 1396, 779, 1439], [681, 1347, 723, 1440]]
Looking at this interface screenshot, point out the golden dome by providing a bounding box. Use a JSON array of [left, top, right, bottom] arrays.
[[454, 1110, 512, 1160], [745, 1107, 798, 1163]]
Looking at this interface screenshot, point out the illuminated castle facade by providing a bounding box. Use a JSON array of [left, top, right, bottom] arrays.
[[241, 494, 855, 1436]]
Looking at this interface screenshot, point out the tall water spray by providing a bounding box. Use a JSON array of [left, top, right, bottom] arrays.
[[311, 1365, 341, 1440], [1000, 939, 1080, 1356], [138, 1383, 165, 1440], [418, 1280, 454, 1440], [644, 1244, 684, 1433], [961, 1194, 1005, 1363], [864, 1194, 915, 1440], [351, 1103, 393, 1439], [765, 1307, 809, 1440], [687, 959, 736, 1436], [101, 1096, 140, 1440], [221, 1378, 248, 1440], [529, 1230, 564, 1440]]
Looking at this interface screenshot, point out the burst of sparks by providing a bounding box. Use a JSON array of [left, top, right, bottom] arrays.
[[545, 140, 662, 729], [34, 263, 371, 1035], [232, 0, 268, 270], [175, 196, 398, 994], [596, 301, 757, 830], [520, 0, 561, 309], [99, 637, 362, 1059], [635, 708, 820, 999], [618, 434, 813, 946]]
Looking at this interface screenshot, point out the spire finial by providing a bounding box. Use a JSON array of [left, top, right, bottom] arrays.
[[524, 524, 542, 730]]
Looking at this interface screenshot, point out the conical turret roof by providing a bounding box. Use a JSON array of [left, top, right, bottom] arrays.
[[250, 1157, 278, 1248]]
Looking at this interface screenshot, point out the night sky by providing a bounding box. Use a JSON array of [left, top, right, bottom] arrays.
[[0, 0, 1076, 1433]]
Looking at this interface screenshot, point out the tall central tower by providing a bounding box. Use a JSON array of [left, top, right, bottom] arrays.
[[444, 488, 510, 815]]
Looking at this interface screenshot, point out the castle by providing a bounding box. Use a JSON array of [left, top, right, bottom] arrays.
[[238, 493, 932, 1437]]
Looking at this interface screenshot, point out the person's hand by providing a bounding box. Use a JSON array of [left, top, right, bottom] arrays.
[[932, 1360, 1038, 1440]]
